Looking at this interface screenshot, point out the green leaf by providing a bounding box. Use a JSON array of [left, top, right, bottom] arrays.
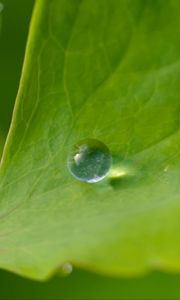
[[0, 0, 179, 279]]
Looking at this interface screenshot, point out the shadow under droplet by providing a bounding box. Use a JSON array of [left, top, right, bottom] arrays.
[[109, 174, 135, 189], [108, 155, 138, 190]]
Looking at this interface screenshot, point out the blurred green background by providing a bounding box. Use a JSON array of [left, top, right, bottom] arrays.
[[0, 0, 34, 154], [1, 0, 180, 299], [2, 268, 180, 300]]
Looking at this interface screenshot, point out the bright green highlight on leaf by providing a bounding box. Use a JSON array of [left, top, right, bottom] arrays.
[[0, 0, 179, 280]]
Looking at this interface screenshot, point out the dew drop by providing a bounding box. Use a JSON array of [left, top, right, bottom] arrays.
[[60, 262, 73, 276], [164, 165, 169, 172], [67, 139, 112, 183]]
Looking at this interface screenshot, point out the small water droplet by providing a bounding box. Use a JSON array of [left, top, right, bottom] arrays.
[[60, 262, 73, 276], [67, 139, 112, 183], [164, 165, 169, 172]]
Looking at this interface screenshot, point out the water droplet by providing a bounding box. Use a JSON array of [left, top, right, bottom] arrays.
[[164, 165, 169, 172], [67, 139, 112, 183], [60, 263, 73, 276]]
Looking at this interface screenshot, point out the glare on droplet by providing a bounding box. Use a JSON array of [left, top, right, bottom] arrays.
[[67, 139, 112, 183], [74, 153, 81, 165]]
